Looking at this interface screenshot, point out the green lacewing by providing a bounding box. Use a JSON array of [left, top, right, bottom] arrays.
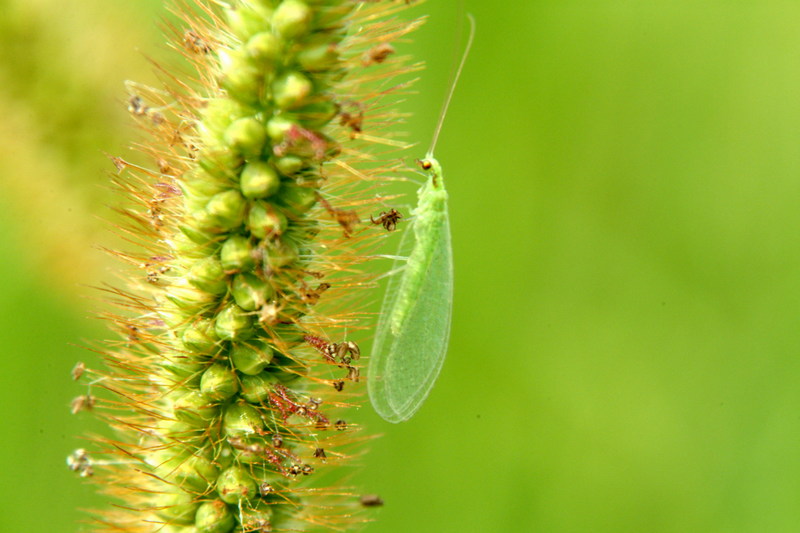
[[368, 16, 474, 423]]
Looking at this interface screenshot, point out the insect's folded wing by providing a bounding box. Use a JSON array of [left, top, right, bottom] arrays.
[[368, 217, 452, 423]]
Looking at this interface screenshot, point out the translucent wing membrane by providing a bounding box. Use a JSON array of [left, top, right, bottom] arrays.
[[368, 216, 452, 423]]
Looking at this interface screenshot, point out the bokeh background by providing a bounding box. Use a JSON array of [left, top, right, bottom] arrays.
[[3, 1, 800, 532]]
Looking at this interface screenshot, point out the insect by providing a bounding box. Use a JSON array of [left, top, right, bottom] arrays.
[[368, 15, 474, 423], [370, 208, 402, 231]]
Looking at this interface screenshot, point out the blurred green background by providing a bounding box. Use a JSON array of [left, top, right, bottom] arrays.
[[3, 1, 800, 532]]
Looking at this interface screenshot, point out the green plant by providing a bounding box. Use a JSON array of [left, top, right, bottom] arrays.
[[71, 1, 421, 531]]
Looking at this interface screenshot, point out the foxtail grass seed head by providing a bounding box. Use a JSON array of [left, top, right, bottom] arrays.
[[72, 1, 425, 531]]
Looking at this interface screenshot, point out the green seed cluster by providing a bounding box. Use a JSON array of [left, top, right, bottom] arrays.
[[143, 1, 367, 531], [79, 0, 421, 531]]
